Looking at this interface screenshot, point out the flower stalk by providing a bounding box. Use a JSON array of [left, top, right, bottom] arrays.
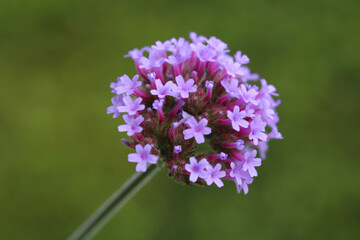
[[67, 164, 160, 240]]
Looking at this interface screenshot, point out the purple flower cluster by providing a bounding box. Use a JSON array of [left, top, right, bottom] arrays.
[[108, 33, 282, 194]]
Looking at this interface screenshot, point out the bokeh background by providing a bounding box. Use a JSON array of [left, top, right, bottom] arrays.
[[1, 0, 360, 239]]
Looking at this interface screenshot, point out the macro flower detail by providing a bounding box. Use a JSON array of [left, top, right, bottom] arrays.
[[107, 32, 282, 194], [185, 157, 209, 182], [117, 114, 144, 136], [204, 163, 226, 187], [221, 78, 240, 98], [227, 106, 249, 131], [107, 94, 125, 118], [172, 75, 197, 98], [183, 117, 211, 144], [150, 79, 174, 98], [117, 96, 145, 116], [249, 115, 267, 145], [128, 144, 158, 172], [242, 149, 262, 177], [113, 74, 142, 95]]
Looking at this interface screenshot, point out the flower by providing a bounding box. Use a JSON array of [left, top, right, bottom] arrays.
[[234, 51, 249, 65], [185, 157, 209, 182], [239, 84, 259, 105], [108, 33, 282, 194], [221, 78, 240, 98], [107, 94, 124, 118], [172, 75, 197, 98], [191, 43, 216, 62], [227, 106, 249, 131], [150, 79, 174, 98], [242, 149, 261, 177], [249, 115, 267, 145], [128, 144, 158, 172], [204, 163, 226, 187], [152, 99, 164, 110], [230, 161, 254, 194], [114, 74, 141, 95], [117, 96, 145, 116], [117, 114, 144, 136], [183, 117, 212, 144], [235, 139, 245, 150]]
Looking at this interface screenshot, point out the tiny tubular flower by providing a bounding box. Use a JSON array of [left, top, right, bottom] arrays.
[[239, 84, 259, 105], [185, 157, 209, 182], [242, 149, 261, 177], [234, 51, 250, 65], [117, 114, 144, 136], [150, 79, 174, 98], [172, 75, 197, 98], [221, 78, 240, 98], [249, 115, 267, 145], [204, 163, 226, 187], [227, 106, 249, 131], [128, 144, 158, 172], [183, 117, 212, 144], [115, 74, 142, 95], [117, 96, 145, 116], [107, 94, 124, 118]]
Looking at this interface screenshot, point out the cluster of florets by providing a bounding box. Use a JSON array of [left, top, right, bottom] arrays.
[[107, 32, 282, 194]]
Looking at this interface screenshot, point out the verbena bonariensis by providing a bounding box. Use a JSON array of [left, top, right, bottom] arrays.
[[107, 33, 283, 194]]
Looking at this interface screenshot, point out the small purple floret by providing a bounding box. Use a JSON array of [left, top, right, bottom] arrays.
[[150, 79, 174, 98], [204, 163, 226, 187], [107, 94, 125, 118], [128, 144, 158, 172], [227, 106, 249, 131], [242, 149, 261, 177], [117, 96, 145, 116], [183, 117, 211, 144], [117, 114, 144, 136], [172, 75, 197, 98], [185, 157, 209, 182], [114, 74, 142, 95], [249, 115, 267, 145]]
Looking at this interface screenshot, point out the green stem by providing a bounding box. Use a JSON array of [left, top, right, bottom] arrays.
[[67, 164, 160, 240]]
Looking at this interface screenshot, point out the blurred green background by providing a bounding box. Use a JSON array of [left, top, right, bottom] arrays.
[[1, 0, 360, 239]]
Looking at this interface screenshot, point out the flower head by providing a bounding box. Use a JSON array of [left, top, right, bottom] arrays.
[[108, 33, 282, 194]]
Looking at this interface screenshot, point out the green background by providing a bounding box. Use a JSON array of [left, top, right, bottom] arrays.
[[1, 0, 359, 239]]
